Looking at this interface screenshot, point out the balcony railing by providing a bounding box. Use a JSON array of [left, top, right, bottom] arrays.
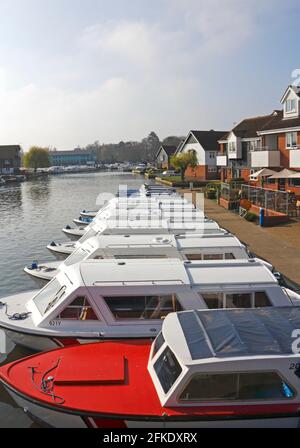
[[250, 146, 280, 152]]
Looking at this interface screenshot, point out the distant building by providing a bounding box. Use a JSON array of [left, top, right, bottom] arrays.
[[49, 148, 97, 166], [176, 130, 228, 180], [0, 145, 21, 174], [155, 145, 177, 169]]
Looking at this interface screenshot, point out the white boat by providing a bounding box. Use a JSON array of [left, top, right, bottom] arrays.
[[26, 233, 274, 287], [1, 258, 299, 352], [80, 210, 98, 218], [73, 216, 94, 227], [48, 217, 227, 258], [2, 306, 300, 428], [63, 196, 197, 239]]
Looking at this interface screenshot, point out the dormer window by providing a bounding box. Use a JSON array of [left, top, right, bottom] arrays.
[[285, 99, 296, 113]]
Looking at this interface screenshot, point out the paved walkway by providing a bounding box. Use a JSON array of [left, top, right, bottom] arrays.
[[179, 189, 300, 285], [204, 198, 300, 285]]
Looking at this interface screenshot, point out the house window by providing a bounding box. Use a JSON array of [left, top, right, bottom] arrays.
[[103, 294, 182, 320], [286, 99, 296, 113], [286, 132, 297, 149], [57, 296, 99, 320], [228, 142, 236, 152], [209, 152, 215, 159], [288, 178, 300, 187], [179, 372, 295, 402]]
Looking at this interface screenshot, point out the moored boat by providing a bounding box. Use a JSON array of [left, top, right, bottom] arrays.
[[26, 232, 274, 286], [1, 258, 299, 352], [2, 306, 300, 428]]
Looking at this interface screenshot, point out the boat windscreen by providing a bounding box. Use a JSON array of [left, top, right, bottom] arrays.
[[154, 346, 182, 394], [33, 279, 66, 316], [77, 228, 97, 244], [64, 247, 89, 266]]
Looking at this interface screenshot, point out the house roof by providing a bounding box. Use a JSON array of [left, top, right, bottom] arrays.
[[280, 85, 300, 103], [258, 109, 300, 132], [188, 130, 228, 151], [155, 145, 177, 159], [221, 113, 277, 140]]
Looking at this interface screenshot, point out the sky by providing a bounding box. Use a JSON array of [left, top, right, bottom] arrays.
[[0, 0, 299, 150]]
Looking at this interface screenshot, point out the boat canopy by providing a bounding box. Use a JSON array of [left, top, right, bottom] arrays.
[[171, 307, 300, 363]]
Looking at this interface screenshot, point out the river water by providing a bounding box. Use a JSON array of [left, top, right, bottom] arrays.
[[0, 171, 146, 427]]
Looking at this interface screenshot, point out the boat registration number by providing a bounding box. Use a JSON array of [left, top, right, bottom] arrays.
[[49, 320, 61, 327]]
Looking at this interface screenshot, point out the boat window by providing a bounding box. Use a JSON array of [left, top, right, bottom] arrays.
[[180, 373, 237, 401], [56, 296, 99, 320], [33, 279, 66, 315], [152, 332, 165, 358], [154, 347, 182, 394], [225, 293, 252, 308], [254, 291, 272, 307], [201, 293, 223, 309], [203, 254, 223, 260], [185, 254, 203, 261], [179, 372, 295, 402], [103, 294, 182, 320], [64, 248, 89, 266], [224, 253, 235, 260], [238, 372, 294, 400], [113, 255, 168, 259]]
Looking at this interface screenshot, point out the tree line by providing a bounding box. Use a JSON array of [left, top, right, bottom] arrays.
[[84, 132, 184, 163], [23, 132, 186, 171]]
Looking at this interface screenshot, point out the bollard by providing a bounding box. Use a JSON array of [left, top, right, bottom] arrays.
[[259, 207, 265, 227]]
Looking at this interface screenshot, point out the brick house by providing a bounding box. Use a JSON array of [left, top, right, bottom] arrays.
[[217, 85, 300, 195], [176, 130, 228, 180], [217, 114, 277, 182], [0, 145, 21, 174]]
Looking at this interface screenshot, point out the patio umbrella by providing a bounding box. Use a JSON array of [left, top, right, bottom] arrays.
[[268, 168, 298, 179], [249, 168, 276, 179]]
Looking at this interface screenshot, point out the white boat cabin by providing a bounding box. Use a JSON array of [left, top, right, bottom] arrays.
[[149, 307, 300, 408], [10, 259, 297, 335], [28, 233, 256, 285]]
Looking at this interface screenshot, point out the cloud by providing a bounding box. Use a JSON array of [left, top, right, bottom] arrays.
[[0, 0, 293, 150]]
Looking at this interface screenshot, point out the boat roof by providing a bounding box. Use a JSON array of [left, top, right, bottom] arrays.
[[75, 258, 276, 287], [164, 307, 300, 365], [91, 219, 221, 234], [82, 233, 243, 251]]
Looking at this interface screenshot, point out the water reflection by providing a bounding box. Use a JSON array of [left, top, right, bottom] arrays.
[[24, 177, 51, 203], [0, 172, 145, 427]]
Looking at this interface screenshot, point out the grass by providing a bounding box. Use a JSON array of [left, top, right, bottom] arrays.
[[160, 175, 182, 182]]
